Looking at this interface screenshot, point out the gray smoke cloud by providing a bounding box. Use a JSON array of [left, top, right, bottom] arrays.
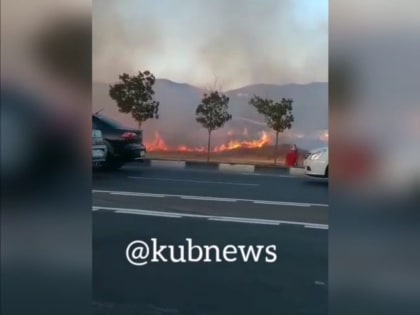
[[93, 0, 164, 82], [193, 0, 327, 89], [93, 0, 328, 152], [93, 0, 327, 89]]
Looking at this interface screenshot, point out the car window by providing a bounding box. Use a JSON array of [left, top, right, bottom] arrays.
[[93, 115, 125, 129], [92, 118, 100, 130]]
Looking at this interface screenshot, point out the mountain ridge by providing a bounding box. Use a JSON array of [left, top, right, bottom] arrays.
[[93, 79, 327, 92], [93, 79, 328, 150]]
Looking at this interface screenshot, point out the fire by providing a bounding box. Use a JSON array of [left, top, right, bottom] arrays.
[[146, 131, 168, 151], [213, 131, 271, 152], [145, 131, 272, 152], [177, 145, 206, 153]]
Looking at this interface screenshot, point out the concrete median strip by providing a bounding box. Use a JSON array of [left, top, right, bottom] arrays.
[[142, 159, 306, 176], [218, 163, 255, 173], [289, 167, 306, 176]]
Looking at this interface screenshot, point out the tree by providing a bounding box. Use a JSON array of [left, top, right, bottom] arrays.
[[196, 91, 232, 162], [249, 96, 294, 165], [109, 71, 159, 129]]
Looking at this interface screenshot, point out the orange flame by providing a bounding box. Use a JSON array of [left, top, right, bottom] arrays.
[[146, 131, 168, 151], [213, 131, 271, 152], [145, 131, 272, 152], [177, 145, 206, 153]]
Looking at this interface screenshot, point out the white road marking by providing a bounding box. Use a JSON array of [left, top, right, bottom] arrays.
[[93, 206, 209, 219], [304, 224, 329, 230], [253, 200, 311, 207], [92, 190, 328, 207], [110, 192, 166, 198], [208, 217, 280, 225], [180, 196, 238, 202], [115, 210, 182, 218], [92, 206, 329, 229], [314, 281, 326, 286], [128, 176, 260, 186]]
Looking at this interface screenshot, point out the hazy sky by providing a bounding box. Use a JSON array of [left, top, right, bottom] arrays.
[[93, 0, 328, 90]]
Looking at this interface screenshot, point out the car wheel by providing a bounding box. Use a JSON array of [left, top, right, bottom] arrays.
[[325, 166, 329, 178], [99, 140, 123, 171], [102, 152, 124, 170], [103, 160, 124, 170]]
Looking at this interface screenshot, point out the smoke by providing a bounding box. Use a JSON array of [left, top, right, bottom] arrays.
[[92, 0, 328, 151], [194, 1, 327, 89], [92, 0, 164, 83], [92, 0, 327, 89]]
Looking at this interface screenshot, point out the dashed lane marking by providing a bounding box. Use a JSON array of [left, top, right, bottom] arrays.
[[92, 190, 328, 208], [253, 200, 311, 207], [115, 210, 182, 218], [180, 196, 238, 202], [109, 192, 166, 198], [208, 217, 281, 225], [304, 224, 329, 230], [92, 206, 329, 229]]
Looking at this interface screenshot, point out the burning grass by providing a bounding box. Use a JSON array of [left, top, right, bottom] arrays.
[[144, 131, 308, 167], [145, 131, 271, 153]]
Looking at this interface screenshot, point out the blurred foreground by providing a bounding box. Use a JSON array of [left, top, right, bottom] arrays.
[[1, 1, 420, 315], [1, 2, 91, 315], [330, 1, 420, 314]]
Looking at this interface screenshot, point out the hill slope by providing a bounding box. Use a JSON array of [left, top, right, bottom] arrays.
[[93, 80, 327, 150]]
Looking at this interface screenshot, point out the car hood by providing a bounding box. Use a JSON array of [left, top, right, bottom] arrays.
[[310, 147, 328, 154]]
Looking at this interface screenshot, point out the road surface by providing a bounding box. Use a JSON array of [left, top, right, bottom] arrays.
[[93, 164, 328, 315]]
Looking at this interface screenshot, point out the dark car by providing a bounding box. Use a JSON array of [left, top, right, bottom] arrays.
[[92, 114, 146, 170]]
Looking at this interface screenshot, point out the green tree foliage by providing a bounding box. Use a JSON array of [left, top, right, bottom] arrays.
[[109, 71, 159, 128], [196, 91, 232, 161], [249, 96, 294, 165]]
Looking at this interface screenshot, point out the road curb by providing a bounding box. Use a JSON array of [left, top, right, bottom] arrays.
[[150, 160, 186, 168], [185, 161, 219, 170], [218, 163, 255, 173], [139, 159, 305, 176], [254, 165, 290, 175], [289, 167, 306, 176]]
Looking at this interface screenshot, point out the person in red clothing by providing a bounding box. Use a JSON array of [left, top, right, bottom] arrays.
[[285, 144, 298, 167]]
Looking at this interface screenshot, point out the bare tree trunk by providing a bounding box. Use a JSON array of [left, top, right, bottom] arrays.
[[138, 121, 142, 130], [274, 131, 279, 165], [207, 130, 212, 162]]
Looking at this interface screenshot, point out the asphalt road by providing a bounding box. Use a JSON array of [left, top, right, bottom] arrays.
[[93, 164, 328, 315], [93, 164, 328, 204]]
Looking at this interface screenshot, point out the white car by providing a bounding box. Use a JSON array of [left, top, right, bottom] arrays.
[[304, 147, 329, 178], [92, 129, 107, 166]]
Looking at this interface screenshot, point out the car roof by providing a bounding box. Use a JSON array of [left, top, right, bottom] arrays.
[[93, 114, 126, 129]]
